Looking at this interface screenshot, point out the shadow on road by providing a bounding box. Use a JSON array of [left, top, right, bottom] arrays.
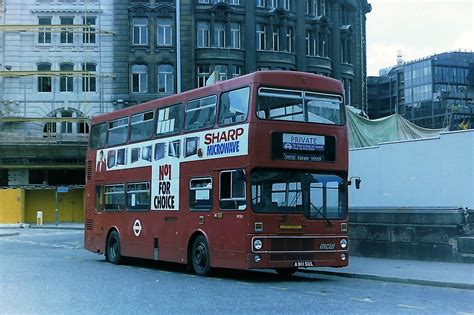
[[95, 256, 332, 284]]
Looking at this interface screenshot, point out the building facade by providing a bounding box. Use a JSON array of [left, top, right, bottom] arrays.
[[121, 0, 372, 109], [0, 0, 114, 186], [1, 0, 371, 188], [368, 51, 474, 130]]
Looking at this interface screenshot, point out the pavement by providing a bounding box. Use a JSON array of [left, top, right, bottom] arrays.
[[1, 223, 473, 290]]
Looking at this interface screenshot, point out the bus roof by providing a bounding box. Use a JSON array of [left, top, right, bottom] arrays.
[[91, 71, 344, 125]]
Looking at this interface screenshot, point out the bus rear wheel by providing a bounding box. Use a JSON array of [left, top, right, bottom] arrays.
[[275, 267, 298, 277], [106, 230, 123, 265], [191, 235, 211, 276]]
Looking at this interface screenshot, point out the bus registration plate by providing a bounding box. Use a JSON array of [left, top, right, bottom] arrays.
[[294, 261, 314, 267]]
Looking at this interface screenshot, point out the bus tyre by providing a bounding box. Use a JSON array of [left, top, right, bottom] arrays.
[[275, 267, 298, 277], [191, 235, 211, 276], [106, 230, 123, 265]]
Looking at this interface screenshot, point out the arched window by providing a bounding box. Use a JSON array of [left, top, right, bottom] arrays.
[[38, 63, 52, 92], [43, 109, 89, 136]]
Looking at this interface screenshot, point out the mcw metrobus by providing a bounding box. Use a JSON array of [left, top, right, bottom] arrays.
[[84, 71, 350, 276]]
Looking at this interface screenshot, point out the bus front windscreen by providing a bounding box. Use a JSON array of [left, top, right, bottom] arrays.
[[256, 87, 344, 125], [251, 169, 347, 220]]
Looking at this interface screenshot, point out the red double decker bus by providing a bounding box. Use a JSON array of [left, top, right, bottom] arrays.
[[84, 71, 350, 276]]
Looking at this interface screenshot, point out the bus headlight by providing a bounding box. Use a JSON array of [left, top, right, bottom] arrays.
[[254, 255, 262, 263], [253, 239, 263, 250], [341, 253, 347, 261], [340, 239, 348, 249]]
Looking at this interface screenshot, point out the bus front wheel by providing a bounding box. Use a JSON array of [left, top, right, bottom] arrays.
[[191, 235, 211, 276], [275, 267, 298, 277], [106, 230, 123, 265]]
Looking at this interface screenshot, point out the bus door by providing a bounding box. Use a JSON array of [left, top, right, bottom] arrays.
[[211, 169, 248, 268]]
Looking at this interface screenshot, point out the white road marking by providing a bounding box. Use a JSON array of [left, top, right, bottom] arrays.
[[306, 291, 328, 296], [397, 304, 427, 310], [351, 297, 374, 303]]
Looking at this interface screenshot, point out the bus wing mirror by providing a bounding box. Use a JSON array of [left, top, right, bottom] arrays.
[[349, 176, 361, 189], [235, 169, 246, 182]]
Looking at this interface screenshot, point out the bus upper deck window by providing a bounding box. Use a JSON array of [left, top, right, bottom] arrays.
[[107, 117, 129, 146], [90, 122, 107, 149], [218, 87, 250, 126], [184, 95, 216, 131], [156, 103, 183, 136]]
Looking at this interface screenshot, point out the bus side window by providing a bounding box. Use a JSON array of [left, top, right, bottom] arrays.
[[127, 182, 150, 211], [156, 103, 183, 136], [219, 170, 246, 210], [130, 111, 154, 142], [184, 95, 216, 132], [108, 118, 129, 147], [104, 184, 125, 211], [189, 177, 212, 211], [95, 185, 104, 212], [90, 122, 107, 149], [218, 87, 250, 126]]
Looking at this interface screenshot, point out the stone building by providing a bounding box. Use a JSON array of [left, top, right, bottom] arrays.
[[0, 0, 371, 187]]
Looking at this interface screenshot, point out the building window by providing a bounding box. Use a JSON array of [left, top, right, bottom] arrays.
[[38, 63, 52, 92], [257, 0, 265, 8], [269, 0, 277, 8], [133, 18, 148, 45], [283, 0, 290, 10], [215, 65, 227, 81], [82, 63, 96, 92], [214, 22, 226, 48], [60, 63, 74, 92], [38, 17, 52, 44], [198, 0, 210, 3], [157, 18, 173, 46], [83, 16, 96, 44], [197, 64, 210, 87], [197, 21, 210, 48], [230, 23, 241, 49], [306, 31, 310, 55], [286, 27, 293, 52], [256, 24, 266, 51], [131, 64, 148, 93], [272, 26, 279, 51], [230, 65, 241, 78], [229, 0, 240, 4], [60, 17, 74, 44], [320, 0, 326, 15], [157, 64, 175, 94]]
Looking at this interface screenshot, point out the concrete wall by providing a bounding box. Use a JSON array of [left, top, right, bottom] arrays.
[[349, 130, 474, 209], [24, 188, 84, 224], [0, 189, 25, 223]]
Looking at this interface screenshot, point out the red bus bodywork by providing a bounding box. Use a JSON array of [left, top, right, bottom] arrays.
[[84, 71, 349, 274]]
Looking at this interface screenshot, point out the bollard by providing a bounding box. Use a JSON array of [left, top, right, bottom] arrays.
[[37, 211, 43, 226]]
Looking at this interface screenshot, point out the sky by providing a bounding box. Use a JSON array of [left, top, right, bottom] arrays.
[[366, 0, 474, 76]]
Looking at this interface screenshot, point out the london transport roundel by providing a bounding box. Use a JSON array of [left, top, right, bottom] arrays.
[[133, 219, 142, 237]]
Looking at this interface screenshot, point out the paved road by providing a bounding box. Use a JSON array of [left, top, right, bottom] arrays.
[[0, 229, 473, 314]]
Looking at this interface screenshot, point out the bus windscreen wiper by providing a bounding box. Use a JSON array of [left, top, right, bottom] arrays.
[[310, 202, 332, 227]]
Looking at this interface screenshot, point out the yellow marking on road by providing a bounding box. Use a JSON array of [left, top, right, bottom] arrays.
[[159, 270, 171, 274], [270, 286, 288, 291], [397, 304, 427, 310], [351, 297, 373, 303]]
